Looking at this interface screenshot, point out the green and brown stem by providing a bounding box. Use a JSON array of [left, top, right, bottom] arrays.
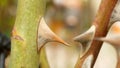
[[9, 0, 46, 68], [75, 0, 118, 68]]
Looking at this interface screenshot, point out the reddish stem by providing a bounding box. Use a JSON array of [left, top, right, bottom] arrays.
[[75, 0, 118, 68]]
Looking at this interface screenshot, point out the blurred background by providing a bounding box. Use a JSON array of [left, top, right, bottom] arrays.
[[0, 0, 101, 68]]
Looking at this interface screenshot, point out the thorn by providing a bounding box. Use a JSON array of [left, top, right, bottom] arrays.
[[73, 25, 96, 46], [95, 21, 120, 47], [73, 25, 96, 54], [37, 17, 70, 51], [95, 36, 120, 47], [94, 21, 120, 68], [73, 25, 96, 43]]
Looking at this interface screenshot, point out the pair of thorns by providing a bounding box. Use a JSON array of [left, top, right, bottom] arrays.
[[39, 17, 120, 52]]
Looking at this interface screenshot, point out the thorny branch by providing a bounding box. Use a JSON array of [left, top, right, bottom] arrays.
[[75, 0, 118, 68]]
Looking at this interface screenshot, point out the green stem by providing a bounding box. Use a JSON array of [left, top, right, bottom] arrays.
[[9, 0, 46, 68]]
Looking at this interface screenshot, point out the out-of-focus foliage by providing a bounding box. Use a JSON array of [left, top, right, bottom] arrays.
[[0, 0, 8, 7], [0, 0, 17, 36]]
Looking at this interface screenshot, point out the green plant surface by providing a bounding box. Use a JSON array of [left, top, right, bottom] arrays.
[[9, 0, 46, 68]]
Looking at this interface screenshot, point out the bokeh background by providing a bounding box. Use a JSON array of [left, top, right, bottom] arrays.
[[0, 0, 101, 68]]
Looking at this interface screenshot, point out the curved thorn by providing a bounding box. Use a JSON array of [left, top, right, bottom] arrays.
[[95, 21, 120, 47], [73, 25, 96, 46], [73, 25, 96, 55], [38, 17, 70, 51]]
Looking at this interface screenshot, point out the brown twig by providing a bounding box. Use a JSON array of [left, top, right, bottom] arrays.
[[75, 0, 118, 68]]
